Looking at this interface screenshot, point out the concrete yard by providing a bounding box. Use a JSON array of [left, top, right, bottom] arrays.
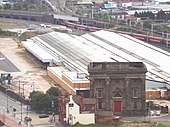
[[0, 38, 53, 98]]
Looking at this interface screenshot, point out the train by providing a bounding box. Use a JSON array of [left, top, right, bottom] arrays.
[[58, 21, 170, 47], [118, 31, 170, 47], [59, 21, 103, 32]]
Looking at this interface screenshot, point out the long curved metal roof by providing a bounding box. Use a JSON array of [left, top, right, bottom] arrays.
[[22, 30, 170, 84]]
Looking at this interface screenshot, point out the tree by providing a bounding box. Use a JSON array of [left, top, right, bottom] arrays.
[[46, 87, 61, 114], [156, 9, 166, 19], [46, 87, 61, 97], [3, 4, 12, 10], [134, 11, 139, 17], [0, 6, 3, 10], [143, 20, 152, 29], [146, 101, 161, 110], [76, 5, 83, 16], [148, 11, 155, 20], [29, 87, 61, 114], [30, 91, 51, 113]]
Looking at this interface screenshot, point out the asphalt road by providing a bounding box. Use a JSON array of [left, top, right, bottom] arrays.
[[0, 91, 58, 126], [0, 52, 20, 72]]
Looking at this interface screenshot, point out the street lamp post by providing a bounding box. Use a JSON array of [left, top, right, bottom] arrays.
[[19, 80, 25, 121], [6, 88, 9, 113], [91, 4, 94, 19], [166, 33, 169, 49], [148, 94, 152, 122], [19, 80, 22, 121], [151, 24, 153, 35], [27, 99, 29, 117]]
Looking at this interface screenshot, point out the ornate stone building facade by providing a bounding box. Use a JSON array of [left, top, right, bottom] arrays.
[[88, 62, 147, 116]]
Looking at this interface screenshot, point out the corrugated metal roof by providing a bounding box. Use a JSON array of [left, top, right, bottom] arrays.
[[25, 30, 170, 84], [22, 40, 54, 63]]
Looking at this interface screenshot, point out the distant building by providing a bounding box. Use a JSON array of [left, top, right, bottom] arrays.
[[88, 62, 147, 116], [146, 80, 170, 99]]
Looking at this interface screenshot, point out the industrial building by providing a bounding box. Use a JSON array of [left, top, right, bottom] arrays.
[[22, 30, 170, 99]]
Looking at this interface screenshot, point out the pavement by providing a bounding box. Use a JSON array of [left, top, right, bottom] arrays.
[[0, 38, 54, 98], [0, 106, 59, 127], [0, 38, 61, 127], [0, 107, 24, 127]]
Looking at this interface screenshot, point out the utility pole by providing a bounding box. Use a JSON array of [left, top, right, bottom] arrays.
[[91, 3, 94, 19], [151, 24, 154, 35], [6, 88, 9, 113], [148, 94, 152, 122], [166, 33, 169, 49], [18, 80, 21, 125], [19, 80, 22, 121]]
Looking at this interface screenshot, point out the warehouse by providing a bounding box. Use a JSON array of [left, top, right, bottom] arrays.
[[22, 30, 170, 96]]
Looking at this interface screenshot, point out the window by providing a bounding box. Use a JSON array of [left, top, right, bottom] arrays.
[[133, 89, 139, 98], [98, 79, 103, 84], [98, 99, 102, 109], [69, 103, 74, 107], [115, 80, 119, 84], [134, 102, 138, 109], [98, 89, 102, 98]]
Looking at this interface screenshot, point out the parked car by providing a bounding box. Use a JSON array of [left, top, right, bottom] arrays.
[[24, 116, 32, 122], [39, 114, 49, 118], [149, 111, 155, 116], [155, 110, 161, 116]]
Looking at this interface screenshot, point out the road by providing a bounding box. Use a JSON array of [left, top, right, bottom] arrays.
[[0, 91, 28, 121], [0, 91, 58, 126], [0, 52, 20, 72]]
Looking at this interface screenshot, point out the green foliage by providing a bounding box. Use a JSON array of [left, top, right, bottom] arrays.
[[146, 101, 161, 110], [73, 122, 158, 127], [19, 31, 45, 41], [46, 87, 61, 114], [3, 4, 12, 10], [76, 5, 83, 16], [157, 123, 170, 127], [30, 87, 61, 114], [0, 28, 17, 37], [134, 11, 155, 20], [156, 10, 166, 19], [2, 1, 46, 12], [143, 20, 152, 29], [0, 6, 3, 10], [46, 87, 61, 97], [30, 91, 51, 113]]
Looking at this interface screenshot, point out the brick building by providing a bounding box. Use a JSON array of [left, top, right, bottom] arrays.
[[88, 62, 147, 116]]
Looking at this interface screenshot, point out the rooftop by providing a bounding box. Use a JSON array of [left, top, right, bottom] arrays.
[[22, 30, 170, 84]]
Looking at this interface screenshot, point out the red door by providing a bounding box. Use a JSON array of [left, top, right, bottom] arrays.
[[114, 101, 122, 112]]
